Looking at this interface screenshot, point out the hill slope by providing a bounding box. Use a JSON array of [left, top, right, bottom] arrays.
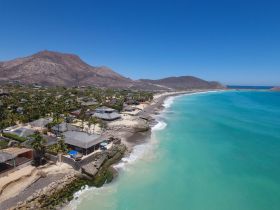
[[0, 50, 133, 87], [0, 51, 224, 90], [139, 76, 223, 90]]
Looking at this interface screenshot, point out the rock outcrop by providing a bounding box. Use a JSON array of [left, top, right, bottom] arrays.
[[10, 142, 127, 209], [11, 173, 78, 210]]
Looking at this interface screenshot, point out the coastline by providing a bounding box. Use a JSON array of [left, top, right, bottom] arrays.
[[0, 89, 220, 210], [69, 89, 280, 210], [63, 89, 220, 208]]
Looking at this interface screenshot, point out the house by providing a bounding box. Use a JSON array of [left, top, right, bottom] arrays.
[[0, 89, 9, 97], [20, 134, 57, 148], [20, 98, 28, 103], [32, 84, 42, 89], [4, 126, 35, 138], [51, 122, 80, 134], [0, 147, 33, 174], [16, 107, 24, 114], [29, 117, 53, 130], [70, 109, 81, 117], [63, 131, 104, 155], [125, 99, 140, 105], [81, 99, 98, 106], [93, 106, 121, 121]]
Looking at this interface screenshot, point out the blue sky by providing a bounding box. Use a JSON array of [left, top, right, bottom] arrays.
[[0, 0, 279, 85]]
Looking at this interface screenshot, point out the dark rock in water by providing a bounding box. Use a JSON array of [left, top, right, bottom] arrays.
[[106, 166, 118, 183], [92, 144, 126, 187]]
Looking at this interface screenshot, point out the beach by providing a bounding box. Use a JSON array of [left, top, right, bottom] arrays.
[[67, 90, 280, 210]]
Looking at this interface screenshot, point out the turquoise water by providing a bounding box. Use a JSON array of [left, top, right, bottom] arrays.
[[69, 90, 280, 210]]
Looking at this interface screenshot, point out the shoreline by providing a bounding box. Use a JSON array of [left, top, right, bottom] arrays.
[[1, 89, 222, 210], [59, 90, 221, 209]]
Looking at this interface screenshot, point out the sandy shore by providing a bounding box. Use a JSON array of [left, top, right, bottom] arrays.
[[121, 89, 223, 151]]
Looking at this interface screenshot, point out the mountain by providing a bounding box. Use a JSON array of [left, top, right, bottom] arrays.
[[0, 50, 133, 87], [0, 50, 224, 90], [271, 87, 280, 91], [138, 76, 223, 90]]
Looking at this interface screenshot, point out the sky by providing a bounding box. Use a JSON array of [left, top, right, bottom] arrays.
[[0, 0, 279, 86]]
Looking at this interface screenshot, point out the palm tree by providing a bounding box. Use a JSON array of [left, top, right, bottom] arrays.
[[31, 131, 46, 166], [99, 121, 107, 134], [79, 107, 87, 131], [57, 135, 68, 154], [88, 116, 99, 134]]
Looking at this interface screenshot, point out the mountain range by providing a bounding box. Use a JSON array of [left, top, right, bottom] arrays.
[[0, 51, 223, 90]]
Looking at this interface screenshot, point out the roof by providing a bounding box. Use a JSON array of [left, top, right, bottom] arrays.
[[63, 131, 103, 149], [81, 100, 98, 106], [93, 112, 121, 120], [5, 127, 35, 137], [0, 152, 13, 163], [70, 109, 81, 116], [51, 123, 80, 133], [29, 118, 53, 128], [0, 147, 32, 162], [95, 106, 116, 113]]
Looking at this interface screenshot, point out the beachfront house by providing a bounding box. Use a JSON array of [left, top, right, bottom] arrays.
[[93, 106, 121, 121], [0, 147, 33, 174], [63, 131, 104, 155]]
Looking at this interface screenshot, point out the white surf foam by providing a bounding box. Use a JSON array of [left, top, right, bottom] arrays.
[[65, 185, 93, 210], [65, 91, 221, 209], [152, 120, 167, 131], [162, 96, 176, 108], [114, 143, 150, 170]]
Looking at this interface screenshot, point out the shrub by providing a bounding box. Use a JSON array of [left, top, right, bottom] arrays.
[[0, 140, 8, 149], [2, 132, 27, 142]]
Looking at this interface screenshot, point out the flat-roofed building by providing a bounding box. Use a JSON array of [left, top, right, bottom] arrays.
[[0, 147, 33, 174]]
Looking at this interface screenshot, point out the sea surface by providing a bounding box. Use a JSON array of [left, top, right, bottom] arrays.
[[227, 85, 273, 89], [66, 90, 280, 210]]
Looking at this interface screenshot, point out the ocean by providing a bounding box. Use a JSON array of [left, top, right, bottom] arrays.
[[66, 90, 280, 210]]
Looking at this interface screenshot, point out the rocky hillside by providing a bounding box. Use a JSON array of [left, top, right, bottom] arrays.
[[0, 50, 224, 90], [139, 76, 223, 90], [0, 51, 133, 88]]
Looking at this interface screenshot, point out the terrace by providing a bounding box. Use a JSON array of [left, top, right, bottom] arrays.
[[0, 147, 33, 174]]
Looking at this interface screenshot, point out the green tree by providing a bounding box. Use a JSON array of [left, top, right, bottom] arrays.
[[88, 116, 99, 134], [78, 107, 87, 131], [99, 121, 107, 134], [31, 131, 46, 166], [57, 135, 68, 154]]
